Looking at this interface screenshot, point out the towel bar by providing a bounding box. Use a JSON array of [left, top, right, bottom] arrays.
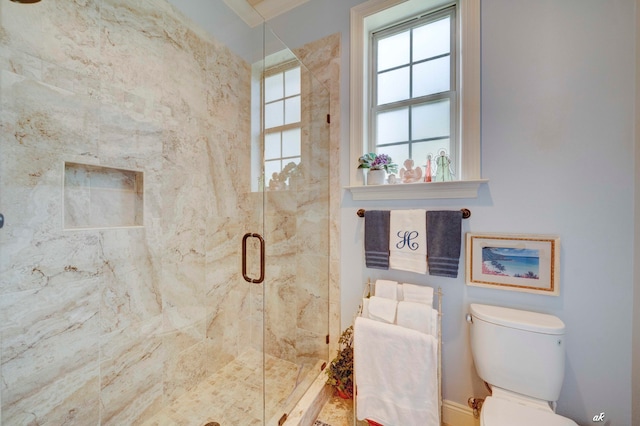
[[357, 208, 471, 219]]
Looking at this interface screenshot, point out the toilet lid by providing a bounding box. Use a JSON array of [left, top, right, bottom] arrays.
[[482, 396, 577, 426]]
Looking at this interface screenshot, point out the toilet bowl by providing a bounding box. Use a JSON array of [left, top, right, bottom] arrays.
[[468, 303, 578, 426]]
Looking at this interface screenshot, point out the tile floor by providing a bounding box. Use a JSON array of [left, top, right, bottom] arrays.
[[314, 392, 368, 426], [142, 349, 322, 426]]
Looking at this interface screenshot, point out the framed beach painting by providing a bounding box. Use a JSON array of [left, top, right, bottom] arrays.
[[466, 233, 560, 296]]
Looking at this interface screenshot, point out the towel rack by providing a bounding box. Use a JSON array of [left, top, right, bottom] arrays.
[[357, 208, 471, 219], [353, 279, 444, 426]]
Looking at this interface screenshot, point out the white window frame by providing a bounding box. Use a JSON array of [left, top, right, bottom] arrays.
[[348, 0, 485, 200], [263, 62, 302, 189], [371, 6, 457, 174], [251, 50, 302, 192]]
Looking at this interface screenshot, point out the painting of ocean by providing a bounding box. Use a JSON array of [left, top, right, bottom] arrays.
[[481, 247, 540, 279]]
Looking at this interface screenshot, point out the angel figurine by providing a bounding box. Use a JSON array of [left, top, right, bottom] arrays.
[[434, 149, 454, 182], [399, 158, 423, 183]]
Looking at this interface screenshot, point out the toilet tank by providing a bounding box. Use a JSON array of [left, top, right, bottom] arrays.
[[469, 303, 566, 402]]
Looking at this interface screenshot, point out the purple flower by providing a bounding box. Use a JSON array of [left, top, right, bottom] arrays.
[[371, 154, 391, 167], [357, 152, 398, 173]]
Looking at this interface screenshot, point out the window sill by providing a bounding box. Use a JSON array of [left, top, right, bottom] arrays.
[[345, 179, 488, 201]]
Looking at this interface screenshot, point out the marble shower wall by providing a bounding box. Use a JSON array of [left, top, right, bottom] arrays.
[[0, 0, 336, 424]]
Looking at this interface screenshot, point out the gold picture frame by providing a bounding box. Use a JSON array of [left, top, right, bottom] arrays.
[[466, 233, 560, 296]]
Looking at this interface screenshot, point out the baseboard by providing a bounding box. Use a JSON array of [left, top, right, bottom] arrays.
[[442, 399, 480, 426]]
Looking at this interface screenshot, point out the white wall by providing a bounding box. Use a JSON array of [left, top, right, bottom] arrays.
[[478, 3, 634, 424], [271, 1, 636, 425]]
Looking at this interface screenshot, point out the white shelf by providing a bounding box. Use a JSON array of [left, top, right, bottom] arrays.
[[346, 179, 488, 201]]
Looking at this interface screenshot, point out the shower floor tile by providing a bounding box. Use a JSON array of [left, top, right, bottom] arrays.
[[141, 350, 322, 426]]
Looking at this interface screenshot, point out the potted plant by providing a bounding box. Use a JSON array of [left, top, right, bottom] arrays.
[[325, 325, 354, 399], [357, 153, 398, 185]]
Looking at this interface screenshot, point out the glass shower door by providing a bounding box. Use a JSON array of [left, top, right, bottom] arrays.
[[254, 26, 332, 425]]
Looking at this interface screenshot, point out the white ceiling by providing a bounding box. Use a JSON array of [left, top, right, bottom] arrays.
[[165, 0, 311, 61], [222, 0, 310, 27]]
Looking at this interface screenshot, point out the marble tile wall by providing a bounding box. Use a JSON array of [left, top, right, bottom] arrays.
[[0, 0, 339, 425], [0, 0, 337, 424]]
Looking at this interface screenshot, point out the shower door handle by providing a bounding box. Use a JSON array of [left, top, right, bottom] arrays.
[[242, 233, 264, 284]]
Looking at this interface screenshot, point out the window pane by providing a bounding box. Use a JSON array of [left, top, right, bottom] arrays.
[[412, 99, 450, 140], [264, 132, 281, 160], [413, 56, 450, 98], [413, 17, 450, 61], [264, 73, 283, 103], [376, 108, 408, 145], [378, 144, 409, 169], [377, 67, 410, 105], [282, 128, 301, 157], [412, 139, 450, 171], [284, 96, 301, 124], [283, 157, 301, 168], [285, 67, 300, 96], [265, 160, 282, 181], [378, 30, 410, 71], [265, 101, 284, 129]]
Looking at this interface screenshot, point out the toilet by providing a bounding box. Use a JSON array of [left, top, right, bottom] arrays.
[[468, 303, 578, 426]]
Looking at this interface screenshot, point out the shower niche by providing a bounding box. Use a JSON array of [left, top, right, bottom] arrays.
[[63, 162, 144, 229]]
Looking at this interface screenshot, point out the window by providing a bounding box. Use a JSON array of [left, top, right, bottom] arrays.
[[372, 8, 456, 181], [349, 0, 482, 199], [263, 64, 302, 190]]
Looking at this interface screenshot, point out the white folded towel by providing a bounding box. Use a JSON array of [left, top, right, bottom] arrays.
[[374, 279, 398, 300], [354, 316, 439, 426], [397, 301, 433, 335], [403, 283, 434, 305], [367, 296, 398, 324], [389, 210, 427, 274]]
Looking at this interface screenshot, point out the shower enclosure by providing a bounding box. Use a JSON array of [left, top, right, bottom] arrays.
[[0, 0, 331, 424]]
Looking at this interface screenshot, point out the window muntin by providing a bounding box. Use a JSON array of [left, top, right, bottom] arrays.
[[371, 6, 456, 178]]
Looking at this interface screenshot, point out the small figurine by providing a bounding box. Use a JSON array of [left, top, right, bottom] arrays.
[[399, 159, 423, 183], [434, 149, 454, 182], [268, 172, 284, 191], [424, 154, 432, 182]]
